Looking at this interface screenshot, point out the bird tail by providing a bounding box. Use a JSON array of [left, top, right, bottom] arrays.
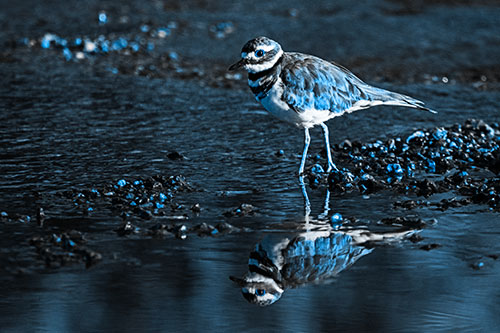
[[362, 86, 437, 114]]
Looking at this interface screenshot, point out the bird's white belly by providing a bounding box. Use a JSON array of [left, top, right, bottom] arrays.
[[259, 80, 333, 128], [259, 82, 301, 126]]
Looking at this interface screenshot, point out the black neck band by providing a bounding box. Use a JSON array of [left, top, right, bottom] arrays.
[[248, 54, 284, 81]]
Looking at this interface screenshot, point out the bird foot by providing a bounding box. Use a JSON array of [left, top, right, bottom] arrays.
[[326, 163, 339, 173]]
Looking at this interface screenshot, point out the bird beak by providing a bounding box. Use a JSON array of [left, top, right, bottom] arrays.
[[229, 275, 247, 287], [228, 59, 246, 71]]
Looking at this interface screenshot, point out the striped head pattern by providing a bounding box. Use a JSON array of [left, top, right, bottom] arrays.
[[228, 37, 283, 74]]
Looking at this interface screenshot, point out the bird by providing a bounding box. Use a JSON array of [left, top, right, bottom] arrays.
[[229, 36, 436, 179], [230, 225, 418, 306]]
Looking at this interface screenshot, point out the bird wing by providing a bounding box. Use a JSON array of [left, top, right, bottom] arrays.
[[279, 52, 435, 114], [280, 53, 369, 114]]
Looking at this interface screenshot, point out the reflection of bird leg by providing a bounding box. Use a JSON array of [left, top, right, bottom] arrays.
[[299, 174, 311, 216], [318, 189, 331, 220]]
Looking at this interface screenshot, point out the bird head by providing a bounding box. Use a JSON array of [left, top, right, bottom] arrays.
[[230, 273, 284, 306], [228, 36, 283, 73]]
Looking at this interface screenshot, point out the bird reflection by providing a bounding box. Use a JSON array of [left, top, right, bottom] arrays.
[[230, 195, 417, 306]]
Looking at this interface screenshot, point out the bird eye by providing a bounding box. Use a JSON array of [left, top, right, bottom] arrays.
[[255, 289, 266, 296], [255, 50, 265, 58]]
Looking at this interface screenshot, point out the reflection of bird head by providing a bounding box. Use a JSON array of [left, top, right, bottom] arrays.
[[230, 273, 283, 306], [230, 241, 285, 306]]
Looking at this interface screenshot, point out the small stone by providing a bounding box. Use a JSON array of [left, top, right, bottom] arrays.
[[420, 243, 441, 251], [37, 207, 45, 226], [191, 203, 201, 213], [167, 151, 184, 160]]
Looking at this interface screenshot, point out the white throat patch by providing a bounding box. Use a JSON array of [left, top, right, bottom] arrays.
[[246, 49, 283, 73]]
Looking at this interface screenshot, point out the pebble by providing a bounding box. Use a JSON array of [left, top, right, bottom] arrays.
[[302, 119, 500, 212], [61, 174, 193, 220], [223, 203, 257, 217]]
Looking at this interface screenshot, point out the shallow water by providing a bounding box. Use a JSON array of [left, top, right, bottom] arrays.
[[2, 0, 500, 331]]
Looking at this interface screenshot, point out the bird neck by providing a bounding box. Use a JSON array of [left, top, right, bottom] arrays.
[[248, 53, 284, 81], [247, 54, 284, 100], [248, 243, 284, 287]]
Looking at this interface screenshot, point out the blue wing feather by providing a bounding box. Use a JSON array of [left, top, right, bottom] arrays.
[[280, 53, 368, 114], [279, 52, 434, 115]]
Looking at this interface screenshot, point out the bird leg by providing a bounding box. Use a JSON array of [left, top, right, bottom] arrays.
[[298, 127, 310, 176], [298, 128, 312, 215], [320, 123, 338, 173]]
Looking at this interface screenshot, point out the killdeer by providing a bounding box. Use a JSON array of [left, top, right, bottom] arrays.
[[230, 227, 417, 306], [229, 37, 436, 178]]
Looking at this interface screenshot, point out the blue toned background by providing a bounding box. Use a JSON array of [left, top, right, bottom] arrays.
[[1, 0, 500, 331]]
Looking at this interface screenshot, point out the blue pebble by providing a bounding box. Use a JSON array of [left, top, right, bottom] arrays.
[[126, 193, 134, 199], [168, 51, 178, 61], [156, 202, 165, 209], [1, 211, 7, 217], [112, 38, 128, 50], [130, 42, 140, 52], [88, 207, 93, 211], [406, 131, 425, 143], [41, 39, 51, 49], [311, 163, 325, 175], [159, 193, 168, 201], [98, 12, 107, 24], [426, 160, 436, 173], [331, 213, 343, 223], [62, 48, 72, 61], [133, 180, 142, 185], [74, 38, 82, 46], [433, 128, 448, 140], [100, 41, 109, 53], [331, 213, 343, 229], [117, 179, 127, 187], [387, 163, 404, 175], [130, 201, 137, 206], [158, 27, 171, 36], [41, 34, 57, 49]]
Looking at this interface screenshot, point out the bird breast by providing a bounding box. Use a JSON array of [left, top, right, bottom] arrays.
[[258, 78, 334, 129], [258, 78, 304, 127]]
